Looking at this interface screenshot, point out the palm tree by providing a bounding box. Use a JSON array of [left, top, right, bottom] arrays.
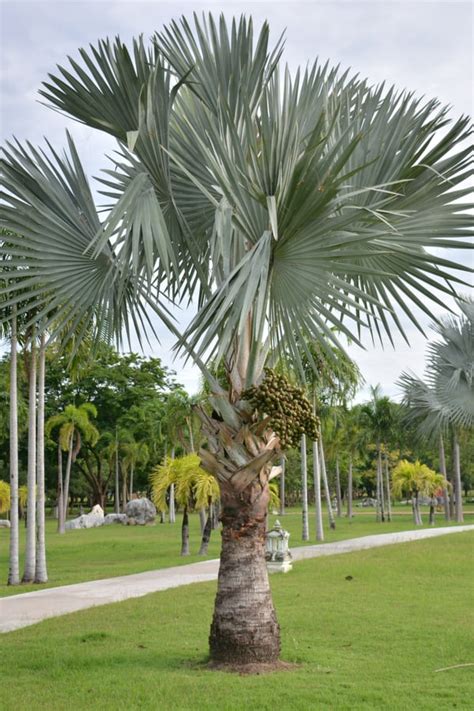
[[361, 386, 394, 522], [399, 301, 473, 524], [1, 14, 471, 665], [46, 403, 99, 532], [122, 438, 149, 500], [392, 459, 448, 526]]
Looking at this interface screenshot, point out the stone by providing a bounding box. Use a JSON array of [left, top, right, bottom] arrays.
[[65, 504, 105, 530], [0, 519, 11, 528], [124, 498, 156, 525], [103, 513, 128, 525]]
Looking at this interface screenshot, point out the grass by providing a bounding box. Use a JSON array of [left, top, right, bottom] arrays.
[[1, 532, 472, 710], [1, 505, 472, 596]]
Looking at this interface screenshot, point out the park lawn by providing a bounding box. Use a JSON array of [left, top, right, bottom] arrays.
[[1, 532, 473, 711], [1, 507, 473, 596]]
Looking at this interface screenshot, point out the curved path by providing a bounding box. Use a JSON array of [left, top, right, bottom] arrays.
[[1, 525, 473, 634]]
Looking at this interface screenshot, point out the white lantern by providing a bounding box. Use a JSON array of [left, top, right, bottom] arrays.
[[265, 519, 293, 573]]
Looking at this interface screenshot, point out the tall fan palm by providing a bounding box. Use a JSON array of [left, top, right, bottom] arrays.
[[399, 300, 473, 523], [1, 15, 472, 665]]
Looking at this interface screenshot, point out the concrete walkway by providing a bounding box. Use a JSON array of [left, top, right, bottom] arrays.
[[1, 525, 473, 634]]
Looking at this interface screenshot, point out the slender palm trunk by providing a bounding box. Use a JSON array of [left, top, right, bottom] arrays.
[[319, 437, 335, 530], [279, 455, 285, 515], [453, 434, 463, 523], [429, 498, 436, 525], [198, 499, 213, 555], [209, 479, 280, 664], [181, 505, 190, 556], [23, 334, 37, 583], [130, 462, 134, 499], [35, 333, 47, 583], [335, 457, 342, 517], [412, 491, 423, 526], [57, 444, 65, 533], [439, 434, 450, 521], [199, 507, 207, 533], [384, 453, 392, 522], [375, 445, 385, 523], [313, 439, 324, 541], [169, 447, 176, 523], [114, 429, 120, 513], [60, 434, 73, 532], [8, 307, 20, 586], [347, 455, 353, 519], [300, 435, 309, 541]]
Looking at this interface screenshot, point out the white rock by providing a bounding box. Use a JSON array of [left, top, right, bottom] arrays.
[[103, 513, 128, 525], [124, 498, 156, 525], [0, 519, 11, 528], [65, 504, 105, 530]]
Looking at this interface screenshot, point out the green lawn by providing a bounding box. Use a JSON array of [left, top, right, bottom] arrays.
[[1, 532, 472, 710], [1, 506, 473, 596]]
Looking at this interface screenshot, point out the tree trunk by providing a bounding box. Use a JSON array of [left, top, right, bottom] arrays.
[[60, 434, 73, 533], [198, 503, 212, 556], [412, 491, 422, 526], [384, 452, 392, 522], [279, 455, 285, 515], [199, 507, 207, 534], [439, 434, 450, 521], [169, 447, 176, 523], [114, 430, 120, 513], [347, 456, 353, 519], [453, 434, 463, 523], [209, 479, 280, 664], [375, 445, 384, 523], [300, 435, 309, 541], [8, 307, 20, 586], [429, 498, 436, 525], [181, 505, 190, 556], [23, 334, 37, 583], [319, 437, 335, 530], [57, 444, 64, 534], [35, 333, 48, 583], [130, 462, 134, 499], [335, 457, 342, 517], [313, 439, 324, 541]]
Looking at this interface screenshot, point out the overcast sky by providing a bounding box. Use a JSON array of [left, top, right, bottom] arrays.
[[1, 0, 472, 400]]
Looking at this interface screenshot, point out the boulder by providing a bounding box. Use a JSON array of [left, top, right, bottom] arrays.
[[0, 519, 11, 529], [65, 504, 105, 530], [124, 498, 156, 525], [103, 513, 128, 525]]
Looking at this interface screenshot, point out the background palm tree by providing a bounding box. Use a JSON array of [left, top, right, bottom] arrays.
[[1, 14, 471, 665]]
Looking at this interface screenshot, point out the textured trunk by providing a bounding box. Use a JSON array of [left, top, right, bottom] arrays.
[[347, 456, 353, 519], [375, 445, 384, 522], [319, 437, 335, 530], [199, 507, 207, 534], [439, 435, 450, 521], [198, 503, 212, 556], [181, 505, 190, 556], [209, 479, 280, 664], [384, 452, 392, 522], [335, 457, 342, 517], [8, 307, 20, 586], [169, 447, 176, 523], [279, 455, 285, 515], [429, 499, 436, 525], [313, 439, 324, 541], [57, 445, 65, 534], [211, 500, 220, 529], [379, 449, 385, 522], [453, 435, 463, 523], [412, 492, 422, 526], [300, 435, 309, 541], [35, 334, 48, 583], [23, 335, 37, 583]]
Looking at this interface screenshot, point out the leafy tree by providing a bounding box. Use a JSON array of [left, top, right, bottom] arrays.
[[392, 460, 447, 526], [1, 14, 471, 665]]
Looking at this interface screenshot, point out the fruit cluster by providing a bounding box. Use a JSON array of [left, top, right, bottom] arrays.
[[243, 368, 320, 449]]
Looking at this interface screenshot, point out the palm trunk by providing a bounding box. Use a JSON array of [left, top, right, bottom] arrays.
[[169, 447, 176, 523], [319, 437, 335, 530], [347, 455, 353, 519], [335, 457, 342, 517], [60, 434, 73, 532], [300, 435, 309, 541], [114, 430, 120, 513], [199, 507, 207, 534], [23, 334, 37, 583], [279, 455, 285, 515], [35, 333, 47, 583], [384, 452, 392, 522], [57, 444, 64, 533], [181, 505, 190, 556], [439, 434, 450, 521], [429, 498, 436, 525], [412, 491, 423, 526], [453, 434, 463, 523], [375, 445, 385, 522], [313, 439, 324, 541], [130, 462, 134, 499], [8, 306, 20, 586], [209, 479, 280, 664], [198, 500, 212, 555]]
